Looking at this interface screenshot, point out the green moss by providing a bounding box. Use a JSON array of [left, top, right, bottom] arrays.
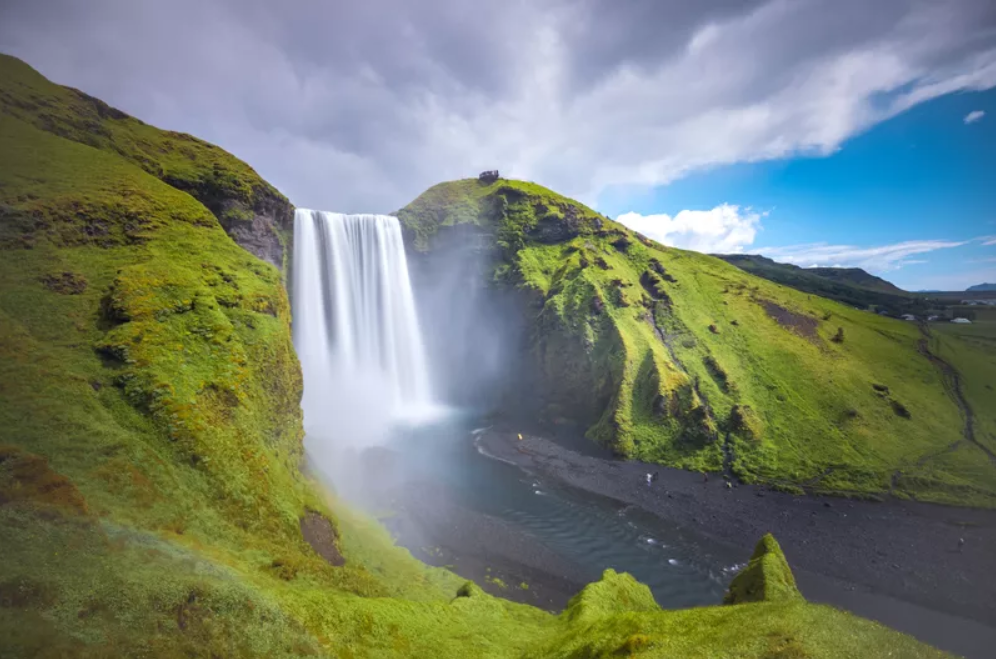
[[724, 534, 803, 605], [563, 569, 660, 624], [0, 54, 286, 222]]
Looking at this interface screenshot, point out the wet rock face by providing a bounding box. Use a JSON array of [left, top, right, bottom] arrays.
[[217, 192, 293, 271], [526, 206, 603, 244]]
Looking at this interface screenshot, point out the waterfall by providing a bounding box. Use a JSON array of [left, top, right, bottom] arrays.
[[292, 209, 435, 446]]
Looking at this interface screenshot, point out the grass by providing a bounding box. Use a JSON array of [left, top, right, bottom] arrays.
[[0, 54, 958, 657], [931, 321, 996, 455], [0, 53, 292, 275], [399, 178, 996, 507]]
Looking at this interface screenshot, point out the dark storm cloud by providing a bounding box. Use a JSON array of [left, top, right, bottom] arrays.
[[1, 0, 994, 212]]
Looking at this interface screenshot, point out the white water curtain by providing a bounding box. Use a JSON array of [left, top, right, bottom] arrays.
[[292, 210, 433, 448]]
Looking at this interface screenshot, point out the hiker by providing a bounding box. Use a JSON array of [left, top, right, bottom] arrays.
[[958, 537, 965, 552], [646, 473, 652, 487]]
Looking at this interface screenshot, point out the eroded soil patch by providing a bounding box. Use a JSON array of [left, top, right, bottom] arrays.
[[760, 301, 820, 343]]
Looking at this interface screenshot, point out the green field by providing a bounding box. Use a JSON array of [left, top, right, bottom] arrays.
[[931, 321, 996, 455]]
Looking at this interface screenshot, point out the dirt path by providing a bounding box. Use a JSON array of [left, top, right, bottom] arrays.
[[917, 324, 996, 466]]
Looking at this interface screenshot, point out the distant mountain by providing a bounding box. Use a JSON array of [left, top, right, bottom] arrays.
[[967, 283, 996, 292], [804, 267, 904, 294], [713, 254, 927, 314]]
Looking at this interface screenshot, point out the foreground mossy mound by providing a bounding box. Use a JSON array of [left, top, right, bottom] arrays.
[[0, 54, 953, 656], [399, 178, 996, 507], [724, 534, 803, 605]]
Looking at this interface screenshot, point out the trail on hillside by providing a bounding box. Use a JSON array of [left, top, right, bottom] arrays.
[[916, 324, 995, 466]]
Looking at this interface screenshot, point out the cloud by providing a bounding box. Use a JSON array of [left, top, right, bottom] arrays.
[[759, 239, 967, 271], [0, 0, 995, 212], [616, 205, 762, 253], [980, 235, 996, 246], [964, 110, 986, 124]]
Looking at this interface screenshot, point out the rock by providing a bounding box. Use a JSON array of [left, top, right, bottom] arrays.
[[300, 510, 345, 567], [40, 271, 88, 294], [216, 191, 293, 273], [527, 213, 583, 244]]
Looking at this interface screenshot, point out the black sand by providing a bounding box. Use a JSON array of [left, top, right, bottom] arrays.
[[468, 429, 996, 658]]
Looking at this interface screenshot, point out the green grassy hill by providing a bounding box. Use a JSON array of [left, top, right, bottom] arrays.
[[399, 178, 996, 507], [0, 55, 957, 657]]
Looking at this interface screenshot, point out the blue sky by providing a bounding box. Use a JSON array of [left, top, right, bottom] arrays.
[[603, 89, 996, 292]]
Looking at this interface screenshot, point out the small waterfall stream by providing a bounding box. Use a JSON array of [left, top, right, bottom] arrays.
[[292, 210, 434, 447]]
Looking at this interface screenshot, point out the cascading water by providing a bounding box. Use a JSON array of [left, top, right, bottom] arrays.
[[292, 209, 435, 449]]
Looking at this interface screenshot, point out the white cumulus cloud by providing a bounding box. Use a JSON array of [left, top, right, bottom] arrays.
[[616, 205, 762, 253], [964, 110, 986, 124]]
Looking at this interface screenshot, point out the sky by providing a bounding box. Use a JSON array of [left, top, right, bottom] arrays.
[[1, 0, 994, 290]]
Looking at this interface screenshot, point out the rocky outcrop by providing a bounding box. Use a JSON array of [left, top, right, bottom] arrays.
[[215, 189, 293, 273]]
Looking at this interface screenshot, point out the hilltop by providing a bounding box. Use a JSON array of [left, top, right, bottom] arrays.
[[967, 283, 996, 292], [0, 54, 966, 657], [400, 178, 996, 507]]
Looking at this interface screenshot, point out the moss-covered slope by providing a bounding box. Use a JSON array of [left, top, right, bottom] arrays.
[[399, 178, 996, 507], [0, 54, 292, 274], [0, 55, 954, 657], [0, 54, 550, 657]]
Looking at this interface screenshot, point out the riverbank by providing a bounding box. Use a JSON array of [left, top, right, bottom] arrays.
[[471, 428, 996, 658]]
